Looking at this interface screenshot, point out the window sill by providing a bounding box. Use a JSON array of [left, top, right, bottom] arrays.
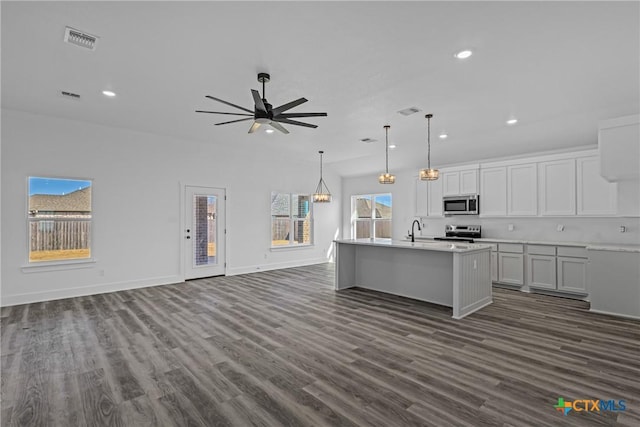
[[21, 258, 97, 273], [270, 244, 314, 252]]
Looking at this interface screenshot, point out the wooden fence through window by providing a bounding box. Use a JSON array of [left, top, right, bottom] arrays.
[[29, 218, 91, 251]]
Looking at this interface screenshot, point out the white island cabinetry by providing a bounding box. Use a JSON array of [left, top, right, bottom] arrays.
[[334, 239, 492, 319]]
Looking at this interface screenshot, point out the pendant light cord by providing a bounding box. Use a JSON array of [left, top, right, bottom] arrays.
[[385, 126, 390, 173], [426, 114, 432, 169]]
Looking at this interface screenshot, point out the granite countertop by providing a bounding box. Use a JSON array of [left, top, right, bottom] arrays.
[[335, 238, 492, 253], [585, 244, 640, 253], [413, 236, 640, 252]]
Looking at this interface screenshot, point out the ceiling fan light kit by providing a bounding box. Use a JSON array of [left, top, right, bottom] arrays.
[[379, 125, 396, 184], [196, 73, 327, 134], [313, 151, 332, 203], [420, 113, 439, 181]]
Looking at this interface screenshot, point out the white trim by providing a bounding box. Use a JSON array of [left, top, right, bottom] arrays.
[[0, 275, 182, 307], [21, 257, 97, 273], [589, 308, 640, 321], [226, 258, 327, 276], [270, 244, 314, 251]]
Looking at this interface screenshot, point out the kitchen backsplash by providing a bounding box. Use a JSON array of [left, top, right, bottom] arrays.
[[419, 216, 640, 245]]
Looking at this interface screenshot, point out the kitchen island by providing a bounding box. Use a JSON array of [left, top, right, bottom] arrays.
[[334, 239, 492, 319]]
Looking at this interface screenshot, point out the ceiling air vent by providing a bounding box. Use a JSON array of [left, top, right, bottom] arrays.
[[397, 107, 421, 116], [61, 91, 81, 100], [360, 138, 377, 143], [63, 27, 98, 50]]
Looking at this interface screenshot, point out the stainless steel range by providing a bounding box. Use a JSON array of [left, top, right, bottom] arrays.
[[433, 225, 481, 243]]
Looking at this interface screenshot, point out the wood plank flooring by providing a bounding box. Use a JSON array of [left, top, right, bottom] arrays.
[[1, 263, 639, 426]]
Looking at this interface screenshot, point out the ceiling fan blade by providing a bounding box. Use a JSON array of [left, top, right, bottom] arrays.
[[196, 110, 253, 116], [205, 95, 254, 114], [269, 121, 290, 134], [214, 117, 253, 126], [251, 89, 267, 113], [276, 112, 327, 118], [272, 98, 308, 115], [272, 117, 318, 128], [248, 122, 261, 133]]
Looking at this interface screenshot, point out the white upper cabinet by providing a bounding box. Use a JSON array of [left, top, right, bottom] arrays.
[[415, 178, 429, 217], [415, 177, 443, 217], [507, 163, 538, 216], [442, 171, 460, 196], [598, 115, 640, 181], [576, 156, 617, 215], [538, 159, 576, 216], [427, 178, 443, 216], [460, 169, 479, 195], [442, 168, 478, 196], [479, 167, 507, 216]]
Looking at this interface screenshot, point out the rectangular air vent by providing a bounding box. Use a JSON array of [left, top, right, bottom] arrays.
[[398, 107, 421, 116], [64, 27, 98, 50], [61, 91, 81, 100]]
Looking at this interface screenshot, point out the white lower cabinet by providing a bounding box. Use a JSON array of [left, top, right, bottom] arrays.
[[498, 253, 524, 285], [495, 243, 524, 286], [528, 255, 557, 289], [490, 252, 498, 282], [557, 256, 588, 293], [526, 245, 588, 295]]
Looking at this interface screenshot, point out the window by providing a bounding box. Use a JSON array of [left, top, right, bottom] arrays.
[[28, 177, 92, 263], [271, 192, 312, 247], [351, 193, 392, 239]]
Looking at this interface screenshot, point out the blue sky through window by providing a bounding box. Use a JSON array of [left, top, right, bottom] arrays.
[[29, 177, 91, 196], [375, 194, 392, 207]]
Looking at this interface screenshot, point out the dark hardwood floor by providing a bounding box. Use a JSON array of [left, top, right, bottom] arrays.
[[1, 263, 639, 426]]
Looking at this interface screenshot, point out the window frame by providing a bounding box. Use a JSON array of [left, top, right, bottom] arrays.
[[270, 192, 314, 249], [24, 176, 95, 269], [350, 193, 393, 239]]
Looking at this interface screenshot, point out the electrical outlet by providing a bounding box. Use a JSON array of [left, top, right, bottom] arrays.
[[557, 224, 564, 232], [619, 226, 627, 233], [508, 224, 514, 232]]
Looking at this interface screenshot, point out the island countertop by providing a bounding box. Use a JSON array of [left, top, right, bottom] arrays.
[[334, 238, 492, 253]]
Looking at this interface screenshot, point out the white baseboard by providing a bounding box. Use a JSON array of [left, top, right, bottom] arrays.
[[589, 308, 640, 320], [0, 275, 182, 307], [226, 258, 328, 276]]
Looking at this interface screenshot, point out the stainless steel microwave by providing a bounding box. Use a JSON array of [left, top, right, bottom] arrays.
[[443, 195, 479, 216]]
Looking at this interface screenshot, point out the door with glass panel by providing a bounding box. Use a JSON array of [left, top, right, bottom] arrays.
[[184, 186, 226, 279]]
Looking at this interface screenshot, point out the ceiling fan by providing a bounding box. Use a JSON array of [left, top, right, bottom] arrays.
[[196, 73, 327, 134]]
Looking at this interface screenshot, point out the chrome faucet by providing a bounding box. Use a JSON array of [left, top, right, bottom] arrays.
[[409, 219, 422, 242]]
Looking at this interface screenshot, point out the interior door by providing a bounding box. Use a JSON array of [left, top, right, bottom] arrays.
[[184, 185, 226, 279]]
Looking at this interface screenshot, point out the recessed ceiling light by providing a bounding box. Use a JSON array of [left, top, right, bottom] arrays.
[[439, 133, 448, 139], [506, 118, 518, 125], [102, 90, 116, 97], [389, 144, 397, 149], [454, 50, 473, 59]]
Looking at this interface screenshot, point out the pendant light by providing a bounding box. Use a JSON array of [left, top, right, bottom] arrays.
[[378, 125, 396, 184], [419, 113, 439, 181], [313, 150, 332, 203]]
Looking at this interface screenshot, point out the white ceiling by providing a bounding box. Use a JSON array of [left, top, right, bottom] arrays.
[[2, 1, 638, 177]]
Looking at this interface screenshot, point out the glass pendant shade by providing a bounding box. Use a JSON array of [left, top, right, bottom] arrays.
[[379, 125, 395, 184], [378, 173, 396, 184], [419, 168, 439, 180], [420, 113, 439, 181], [313, 150, 332, 203]]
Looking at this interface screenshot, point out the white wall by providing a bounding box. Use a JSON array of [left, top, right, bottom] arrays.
[[1, 109, 341, 306], [342, 168, 640, 246]]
